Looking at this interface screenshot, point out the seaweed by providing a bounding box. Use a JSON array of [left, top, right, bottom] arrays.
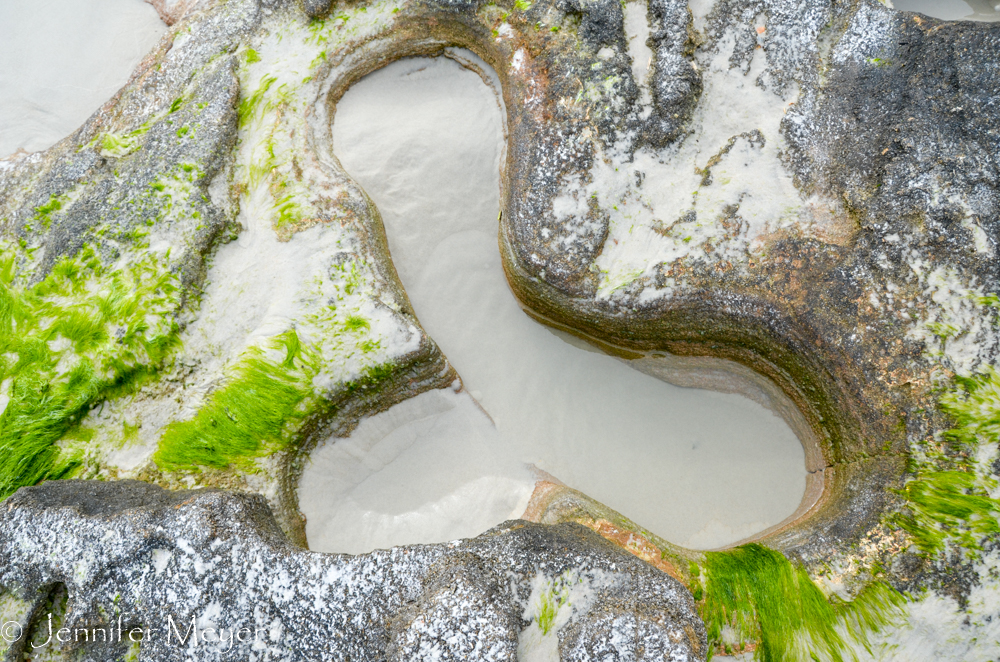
[[237, 75, 278, 129], [701, 544, 903, 662], [154, 331, 316, 471], [0, 246, 181, 499], [893, 366, 1000, 556], [895, 470, 1000, 555]]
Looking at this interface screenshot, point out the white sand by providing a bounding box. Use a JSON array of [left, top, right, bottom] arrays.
[[300, 53, 808, 554], [0, 0, 166, 157], [300, 388, 537, 555], [892, 0, 1000, 21]]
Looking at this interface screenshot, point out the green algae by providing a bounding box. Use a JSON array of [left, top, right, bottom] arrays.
[[238, 75, 278, 129], [154, 330, 317, 472], [236, 79, 314, 237], [274, 189, 309, 233], [893, 366, 1000, 557], [701, 544, 903, 662], [0, 245, 181, 500], [33, 193, 70, 231], [941, 366, 1000, 448], [895, 470, 1000, 556], [154, 324, 400, 472], [97, 125, 152, 158], [536, 581, 569, 635], [344, 315, 369, 332], [150, 162, 205, 226]]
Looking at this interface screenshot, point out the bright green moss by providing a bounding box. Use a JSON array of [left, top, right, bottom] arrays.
[[344, 315, 369, 332], [154, 331, 316, 471], [531, 572, 576, 635], [309, 51, 328, 70], [274, 192, 307, 232], [306, 18, 329, 46], [351, 362, 396, 391], [701, 544, 903, 662], [96, 89, 197, 157], [98, 126, 151, 158], [536, 587, 564, 635], [124, 637, 142, 662], [0, 246, 181, 499], [244, 48, 261, 64], [941, 366, 1000, 447], [895, 470, 1000, 555], [154, 325, 399, 471]]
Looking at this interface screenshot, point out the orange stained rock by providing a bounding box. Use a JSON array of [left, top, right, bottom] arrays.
[[521, 481, 684, 582]]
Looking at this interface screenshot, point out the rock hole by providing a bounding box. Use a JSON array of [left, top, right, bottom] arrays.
[[299, 50, 814, 554]]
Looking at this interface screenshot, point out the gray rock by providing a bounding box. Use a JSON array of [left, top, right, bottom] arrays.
[[387, 552, 519, 662], [0, 481, 706, 662], [301, 0, 332, 19], [558, 589, 704, 662]]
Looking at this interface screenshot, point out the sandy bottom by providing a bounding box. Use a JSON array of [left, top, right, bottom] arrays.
[[893, 0, 999, 21], [300, 53, 809, 554], [0, 0, 166, 158]]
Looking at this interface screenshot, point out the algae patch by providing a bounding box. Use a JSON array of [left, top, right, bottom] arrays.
[[895, 366, 1000, 557], [0, 245, 181, 499], [154, 330, 317, 471], [700, 544, 903, 662]]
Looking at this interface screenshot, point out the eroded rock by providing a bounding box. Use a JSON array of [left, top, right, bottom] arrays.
[[0, 481, 705, 662]]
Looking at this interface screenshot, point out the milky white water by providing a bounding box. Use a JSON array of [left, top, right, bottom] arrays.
[[0, 0, 166, 157], [300, 52, 809, 554], [893, 0, 1000, 20]]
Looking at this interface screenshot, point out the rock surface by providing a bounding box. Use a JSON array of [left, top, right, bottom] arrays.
[[0, 481, 705, 662]]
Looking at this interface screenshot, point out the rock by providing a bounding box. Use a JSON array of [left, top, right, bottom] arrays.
[[386, 552, 520, 662], [0, 480, 706, 662], [301, 0, 332, 19], [558, 589, 705, 662], [2, 0, 1000, 657]]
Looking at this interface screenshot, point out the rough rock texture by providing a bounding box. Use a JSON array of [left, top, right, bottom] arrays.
[[300, 0, 333, 19], [2, 0, 1000, 657], [0, 481, 705, 662]]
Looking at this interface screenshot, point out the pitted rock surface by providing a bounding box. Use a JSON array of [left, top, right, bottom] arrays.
[[0, 481, 705, 662]]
